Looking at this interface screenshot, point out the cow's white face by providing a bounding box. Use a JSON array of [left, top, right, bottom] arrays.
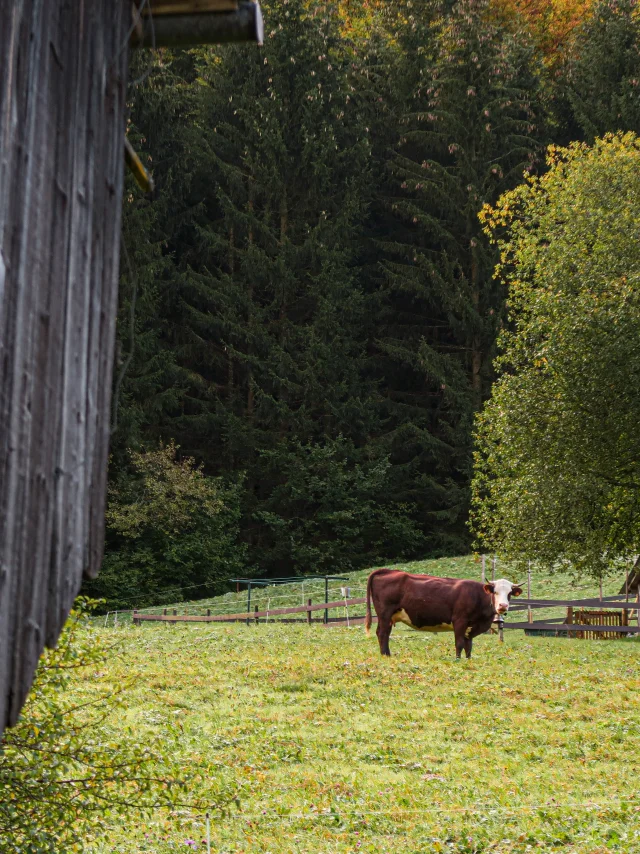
[[484, 578, 523, 615]]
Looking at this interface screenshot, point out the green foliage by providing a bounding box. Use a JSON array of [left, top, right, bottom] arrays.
[[365, 0, 545, 552], [110, 0, 640, 594], [87, 443, 247, 609], [110, 0, 441, 589], [561, 0, 640, 141], [388, 0, 544, 404], [0, 602, 197, 853], [471, 132, 640, 576], [253, 436, 424, 573]]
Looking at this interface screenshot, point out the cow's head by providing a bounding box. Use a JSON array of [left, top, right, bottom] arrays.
[[483, 578, 523, 615]]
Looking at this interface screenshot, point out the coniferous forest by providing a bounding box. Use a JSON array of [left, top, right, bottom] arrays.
[[86, 0, 640, 609]]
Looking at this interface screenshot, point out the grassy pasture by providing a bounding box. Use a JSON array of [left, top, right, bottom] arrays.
[[86, 558, 639, 853]]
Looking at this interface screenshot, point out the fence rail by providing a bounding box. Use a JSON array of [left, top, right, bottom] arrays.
[[510, 597, 638, 609], [132, 594, 640, 636]]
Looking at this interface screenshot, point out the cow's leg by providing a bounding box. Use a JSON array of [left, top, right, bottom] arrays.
[[463, 634, 473, 659], [463, 624, 488, 659], [453, 619, 468, 659], [376, 615, 393, 656]]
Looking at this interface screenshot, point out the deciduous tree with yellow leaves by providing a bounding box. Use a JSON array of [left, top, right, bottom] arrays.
[[471, 132, 640, 577]]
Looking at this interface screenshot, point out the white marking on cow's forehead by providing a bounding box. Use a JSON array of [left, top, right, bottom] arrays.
[[493, 578, 515, 594], [492, 579, 516, 611]]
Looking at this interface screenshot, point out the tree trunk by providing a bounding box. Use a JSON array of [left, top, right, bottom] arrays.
[[247, 191, 255, 419]]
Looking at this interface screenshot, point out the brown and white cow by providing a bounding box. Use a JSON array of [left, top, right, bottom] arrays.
[[364, 569, 523, 658]]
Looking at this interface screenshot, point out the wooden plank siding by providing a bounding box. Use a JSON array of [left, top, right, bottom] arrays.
[[0, 0, 130, 733]]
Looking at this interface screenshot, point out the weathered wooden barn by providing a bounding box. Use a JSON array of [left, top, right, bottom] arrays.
[[0, 0, 262, 736]]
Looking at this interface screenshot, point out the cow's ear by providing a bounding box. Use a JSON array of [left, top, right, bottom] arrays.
[[483, 583, 495, 594], [511, 586, 523, 597]]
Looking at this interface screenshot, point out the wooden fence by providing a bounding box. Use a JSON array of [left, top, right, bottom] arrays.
[[132, 593, 640, 637]]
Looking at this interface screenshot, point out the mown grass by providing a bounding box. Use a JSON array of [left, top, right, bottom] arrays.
[[85, 557, 639, 853]]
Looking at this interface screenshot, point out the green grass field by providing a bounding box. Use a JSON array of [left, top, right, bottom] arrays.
[[86, 557, 639, 853]]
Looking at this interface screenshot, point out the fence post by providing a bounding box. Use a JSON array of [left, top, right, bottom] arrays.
[[324, 577, 329, 625], [171, 609, 177, 625], [527, 562, 532, 624], [567, 606, 574, 639], [307, 598, 312, 625], [255, 605, 259, 625], [133, 610, 139, 626], [481, 554, 486, 584], [622, 574, 629, 631], [207, 609, 211, 618]]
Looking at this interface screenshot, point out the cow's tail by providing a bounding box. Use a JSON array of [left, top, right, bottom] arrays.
[[365, 571, 375, 637]]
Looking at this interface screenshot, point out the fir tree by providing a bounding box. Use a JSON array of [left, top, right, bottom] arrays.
[[369, 0, 545, 551], [115, 0, 424, 578], [563, 0, 640, 140]]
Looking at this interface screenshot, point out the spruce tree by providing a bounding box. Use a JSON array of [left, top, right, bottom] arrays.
[[562, 0, 640, 140], [370, 0, 545, 551], [117, 0, 424, 577]]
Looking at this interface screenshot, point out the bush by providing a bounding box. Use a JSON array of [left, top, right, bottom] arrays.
[[0, 601, 192, 853], [87, 442, 248, 609]]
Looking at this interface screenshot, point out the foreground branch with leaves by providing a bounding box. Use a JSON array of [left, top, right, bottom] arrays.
[[0, 601, 235, 853]]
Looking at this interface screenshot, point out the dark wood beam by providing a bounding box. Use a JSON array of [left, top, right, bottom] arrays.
[[148, 0, 238, 12], [133, 1, 263, 46]]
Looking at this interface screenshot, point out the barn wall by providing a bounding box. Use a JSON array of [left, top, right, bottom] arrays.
[[0, 0, 129, 732]]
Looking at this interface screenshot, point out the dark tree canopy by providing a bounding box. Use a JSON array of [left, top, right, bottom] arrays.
[[93, 0, 640, 607]]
